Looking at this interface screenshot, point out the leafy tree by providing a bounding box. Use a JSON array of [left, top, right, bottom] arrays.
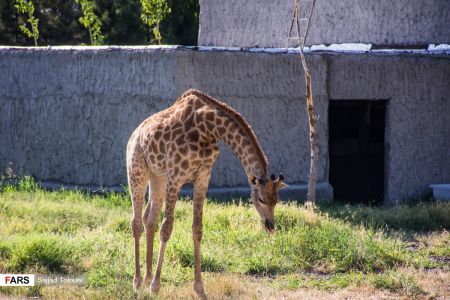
[[75, 0, 104, 45], [0, 1, 18, 45], [162, 0, 199, 45], [140, 0, 170, 45], [37, 0, 86, 45], [14, 0, 39, 46], [0, 0, 198, 46], [95, 0, 147, 45]]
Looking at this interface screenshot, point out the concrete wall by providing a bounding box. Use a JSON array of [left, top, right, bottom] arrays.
[[328, 55, 450, 203], [175, 50, 330, 188], [1, 47, 449, 203], [0, 47, 329, 192], [199, 0, 450, 47], [0, 48, 179, 186]]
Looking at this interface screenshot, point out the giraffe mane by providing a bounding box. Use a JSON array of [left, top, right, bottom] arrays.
[[179, 89, 269, 173]]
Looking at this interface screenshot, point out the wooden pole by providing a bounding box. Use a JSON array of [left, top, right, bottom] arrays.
[[304, 67, 318, 203], [288, 0, 318, 203]]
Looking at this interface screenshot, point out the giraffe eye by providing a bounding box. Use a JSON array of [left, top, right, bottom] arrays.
[[258, 197, 265, 204]]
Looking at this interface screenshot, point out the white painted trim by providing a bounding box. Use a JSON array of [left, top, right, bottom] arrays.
[[1, 43, 449, 55]]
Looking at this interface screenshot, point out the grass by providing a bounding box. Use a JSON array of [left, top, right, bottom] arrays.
[[0, 177, 449, 299], [319, 201, 450, 232]]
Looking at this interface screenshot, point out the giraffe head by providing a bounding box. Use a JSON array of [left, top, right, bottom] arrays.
[[249, 173, 288, 234]]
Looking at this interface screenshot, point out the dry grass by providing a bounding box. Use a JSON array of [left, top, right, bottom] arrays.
[[24, 270, 447, 300], [156, 270, 449, 300]]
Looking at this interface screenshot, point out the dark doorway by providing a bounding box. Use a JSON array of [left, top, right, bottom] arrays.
[[329, 100, 386, 204]]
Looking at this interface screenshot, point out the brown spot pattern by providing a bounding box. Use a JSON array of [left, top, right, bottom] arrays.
[[154, 131, 162, 140], [181, 160, 189, 169], [187, 130, 200, 143]]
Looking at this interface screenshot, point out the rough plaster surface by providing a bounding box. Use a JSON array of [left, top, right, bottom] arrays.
[[199, 0, 450, 47], [0, 47, 329, 200], [0, 49, 179, 187], [175, 50, 329, 188], [328, 55, 450, 204], [1, 47, 449, 203]]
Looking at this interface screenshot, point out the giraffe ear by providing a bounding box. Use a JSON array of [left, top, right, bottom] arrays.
[[277, 182, 289, 190], [278, 182, 289, 190], [275, 175, 288, 189]]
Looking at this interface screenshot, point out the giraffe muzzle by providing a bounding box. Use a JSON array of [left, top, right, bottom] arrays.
[[264, 219, 275, 234]]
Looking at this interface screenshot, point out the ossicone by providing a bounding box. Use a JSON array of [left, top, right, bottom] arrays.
[[273, 173, 288, 190], [248, 174, 265, 185], [270, 173, 285, 182]]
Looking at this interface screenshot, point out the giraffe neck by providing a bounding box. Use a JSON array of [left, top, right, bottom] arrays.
[[211, 113, 268, 180], [181, 89, 269, 181]]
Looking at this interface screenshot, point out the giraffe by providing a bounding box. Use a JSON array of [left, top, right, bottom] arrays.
[[126, 89, 288, 298]]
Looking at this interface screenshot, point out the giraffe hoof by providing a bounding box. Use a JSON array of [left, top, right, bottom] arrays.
[[133, 276, 142, 291], [150, 280, 160, 294], [194, 282, 207, 300]]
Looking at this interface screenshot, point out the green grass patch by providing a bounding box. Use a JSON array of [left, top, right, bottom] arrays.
[[0, 177, 449, 298], [319, 201, 450, 232], [370, 270, 423, 296], [6, 235, 73, 273]]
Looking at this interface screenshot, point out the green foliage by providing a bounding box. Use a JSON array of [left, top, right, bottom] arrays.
[[75, 0, 104, 45], [14, 0, 39, 46], [1, 0, 199, 46], [162, 0, 199, 45], [17, 175, 38, 192], [140, 0, 171, 44], [0, 175, 38, 193]]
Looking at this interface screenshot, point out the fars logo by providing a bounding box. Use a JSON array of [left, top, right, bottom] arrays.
[[0, 274, 35, 286]]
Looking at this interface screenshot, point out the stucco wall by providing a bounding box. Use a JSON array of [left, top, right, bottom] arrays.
[[0, 47, 329, 191], [1, 47, 448, 203], [199, 0, 450, 47], [175, 50, 329, 187], [0, 48, 179, 186], [328, 55, 450, 203]]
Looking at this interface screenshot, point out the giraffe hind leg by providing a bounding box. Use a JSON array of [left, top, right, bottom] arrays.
[[127, 142, 150, 291], [143, 172, 166, 289]]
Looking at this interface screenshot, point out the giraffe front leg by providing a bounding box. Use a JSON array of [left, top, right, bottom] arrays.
[[192, 167, 213, 300], [150, 182, 180, 294]]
